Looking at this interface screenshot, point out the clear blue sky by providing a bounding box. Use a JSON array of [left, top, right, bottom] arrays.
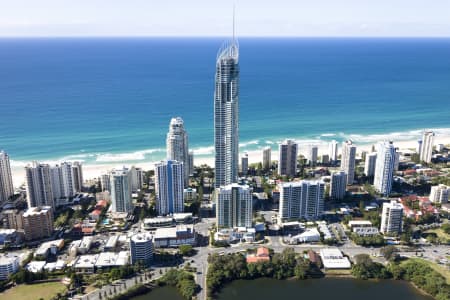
[[1, 0, 450, 37]]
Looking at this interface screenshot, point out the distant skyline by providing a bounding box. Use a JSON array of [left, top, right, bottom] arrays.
[[1, 0, 450, 37]]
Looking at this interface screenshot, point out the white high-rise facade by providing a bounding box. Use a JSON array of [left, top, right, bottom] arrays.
[[364, 152, 377, 178], [341, 140, 356, 185], [25, 162, 54, 209], [49, 163, 76, 200], [308, 145, 318, 167], [278, 139, 298, 177], [100, 173, 111, 192], [262, 147, 271, 170], [130, 233, 153, 267], [374, 141, 396, 196], [329, 140, 338, 162], [166, 117, 190, 186], [278, 180, 325, 223], [420, 131, 435, 163], [110, 168, 132, 213], [240, 153, 248, 175], [214, 38, 239, 188], [155, 160, 184, 216], [0, 151, 14, 203], [380, 200, 403, 234], [330, 171, 347, 201], [429, 184, 449, 204], [128, 166, 144, 192], [216, 183, 252, 228]]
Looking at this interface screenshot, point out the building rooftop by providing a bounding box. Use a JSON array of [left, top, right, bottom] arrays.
[[23, 206, 52, 217], [319, 248, 351, 269], [74, 254, 99, 269], [130, 232, 153, 243]]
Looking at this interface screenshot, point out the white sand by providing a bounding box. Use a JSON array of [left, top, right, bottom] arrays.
[[11, 135, 450, 188]]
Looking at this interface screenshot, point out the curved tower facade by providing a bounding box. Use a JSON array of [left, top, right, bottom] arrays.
[[214, 40, 239, 188], [166, 117, 189, 186]]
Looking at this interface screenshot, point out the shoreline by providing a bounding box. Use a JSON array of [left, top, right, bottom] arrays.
[[10, 134, 450, 188]]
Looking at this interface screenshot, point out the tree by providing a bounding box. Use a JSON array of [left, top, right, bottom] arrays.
[[179, 245, 195, 257], [380, 245, 399, 261]]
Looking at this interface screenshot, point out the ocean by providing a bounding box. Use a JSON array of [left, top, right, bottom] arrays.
[[1, 37, 450, 174]]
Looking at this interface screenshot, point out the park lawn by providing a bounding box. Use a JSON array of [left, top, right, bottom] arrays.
[[425, 228, 450, 243], [0, 281, 67, 300], [404, 258, 450, 285]]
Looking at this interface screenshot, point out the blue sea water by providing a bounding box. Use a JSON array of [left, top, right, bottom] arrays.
[[1, 38, 450, 168]]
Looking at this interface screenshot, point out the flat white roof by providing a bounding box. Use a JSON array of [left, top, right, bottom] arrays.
[[95, 252, 119, 267], [348, 220, 372, 226], [74, 254, 99, 269], [26, 261, 46, 273], [319, 248, 351, 269], [154, 225, 194, 239], [0, 254, 20, 265]]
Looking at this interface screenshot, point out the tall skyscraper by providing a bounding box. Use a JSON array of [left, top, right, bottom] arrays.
[[166, 117, 190, 186], [278, 139, 298, 177], [380, 200, 403, 234], [341, 140, 357, 185], [100, 173, 111, 192], [240, 153, 248, 175], [25, 162, 54, 209], [262, 147, 271, 170], [155, 160, 184, 215], [374, 141, 396, 196], [130, 233, 153, 267], [420, 131, 435, 163], [308, 145, 318, 167], [330, 171, 347, 201], [72, 161, 83, 192], [278, 180, 325, 223], [329, 140, 338, 162], [128, 166, 144, 192], [216, 183, 252, 228], [110, 168, 132, 213], [49, 163, 76, 200], [0, 151, 14, 203], [364, 152, 377, 178], [214, 34, 239, 188]]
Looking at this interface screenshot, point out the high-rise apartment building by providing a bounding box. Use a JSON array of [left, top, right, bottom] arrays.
[[188, 151, 194, 176], [25, 162, 54, 209], [240, 153, 248, 175], [278, 139, 298, 177], [216, 183, 252, 228], [155, 160, 184, 216], [308, 145, 318, 167], [429, 184, 449, 203], [329, 140, 338, 162], [330, 171, 347, 201], [100, 173, 111, 192], [166, 117, 190, 186], [214, 38, 239, 188], [0, 151, 14, 203], [380, 200, 403, 234], [420, 131, 435, 163], [374, 141, 396, 196], [22, 206, 54, 241], [262, 147, 271, 170], [364, 152, 377, 179], [72, 161, 83, 192], [130, 233, 153, 267], [110, 168, 132, 213], [128, 166, 144, 192], [278, 180, 325, 223], [341, 140, 356, 185]]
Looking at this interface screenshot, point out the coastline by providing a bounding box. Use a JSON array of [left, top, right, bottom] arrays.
[[10, 134, 450, 187]]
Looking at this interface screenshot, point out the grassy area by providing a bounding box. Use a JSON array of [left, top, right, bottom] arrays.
[[0, 282, 67, 300], [425, 228, 450, 243], [404, 258, 450, 285]]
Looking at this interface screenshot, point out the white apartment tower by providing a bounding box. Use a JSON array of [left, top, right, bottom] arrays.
[[216, 183, 252, 228], [429, 184, 449, 204], [0, 151, 14, 203], [278, 139, 298, 177], [110, 168, 133, 213], [214, 37, 239, 188], [341, 140, 356, 185], [329, 140, 338, 162], [330, 171, 347, 201], [100, 173, 111, 192], [130, 233, 153, 267], [155, 160, 184, 216], [25, 162, 54, 208], [380, 200, 403, 234], [166, 117, 190, 186], [374, 141, 396, 196], [364, 152, 377, 178], [72, 161, 83, 192], [262, 147, 271, 170], [129, 166, 144, 192], [278, 180, 325, 223], [420, 131, 435, 163]]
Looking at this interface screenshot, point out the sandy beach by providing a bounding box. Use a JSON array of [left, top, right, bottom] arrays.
[[10, 135, 450, 189]]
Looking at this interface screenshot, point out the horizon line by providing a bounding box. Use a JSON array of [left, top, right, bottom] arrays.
[[1, 35, 450, 39]]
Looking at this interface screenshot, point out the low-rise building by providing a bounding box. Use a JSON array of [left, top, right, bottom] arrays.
[[35, 239, 64, 260], [95, 251, 129, 270], [319, 248, 351, 270], [104, 235, 119, 252], [348, 220, 373, 230], [78, 236, 93, 254], [246, 247, 270, 264], [183, 188, 197, 201], [0, 229, 22, 247], [353, 227, 379, 236], [26, 261, 46, 273], [0, 254, 20, 280], [153, 225, 196, 248], [289, 228, 320, 244], [74, 254, 99, 273]]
